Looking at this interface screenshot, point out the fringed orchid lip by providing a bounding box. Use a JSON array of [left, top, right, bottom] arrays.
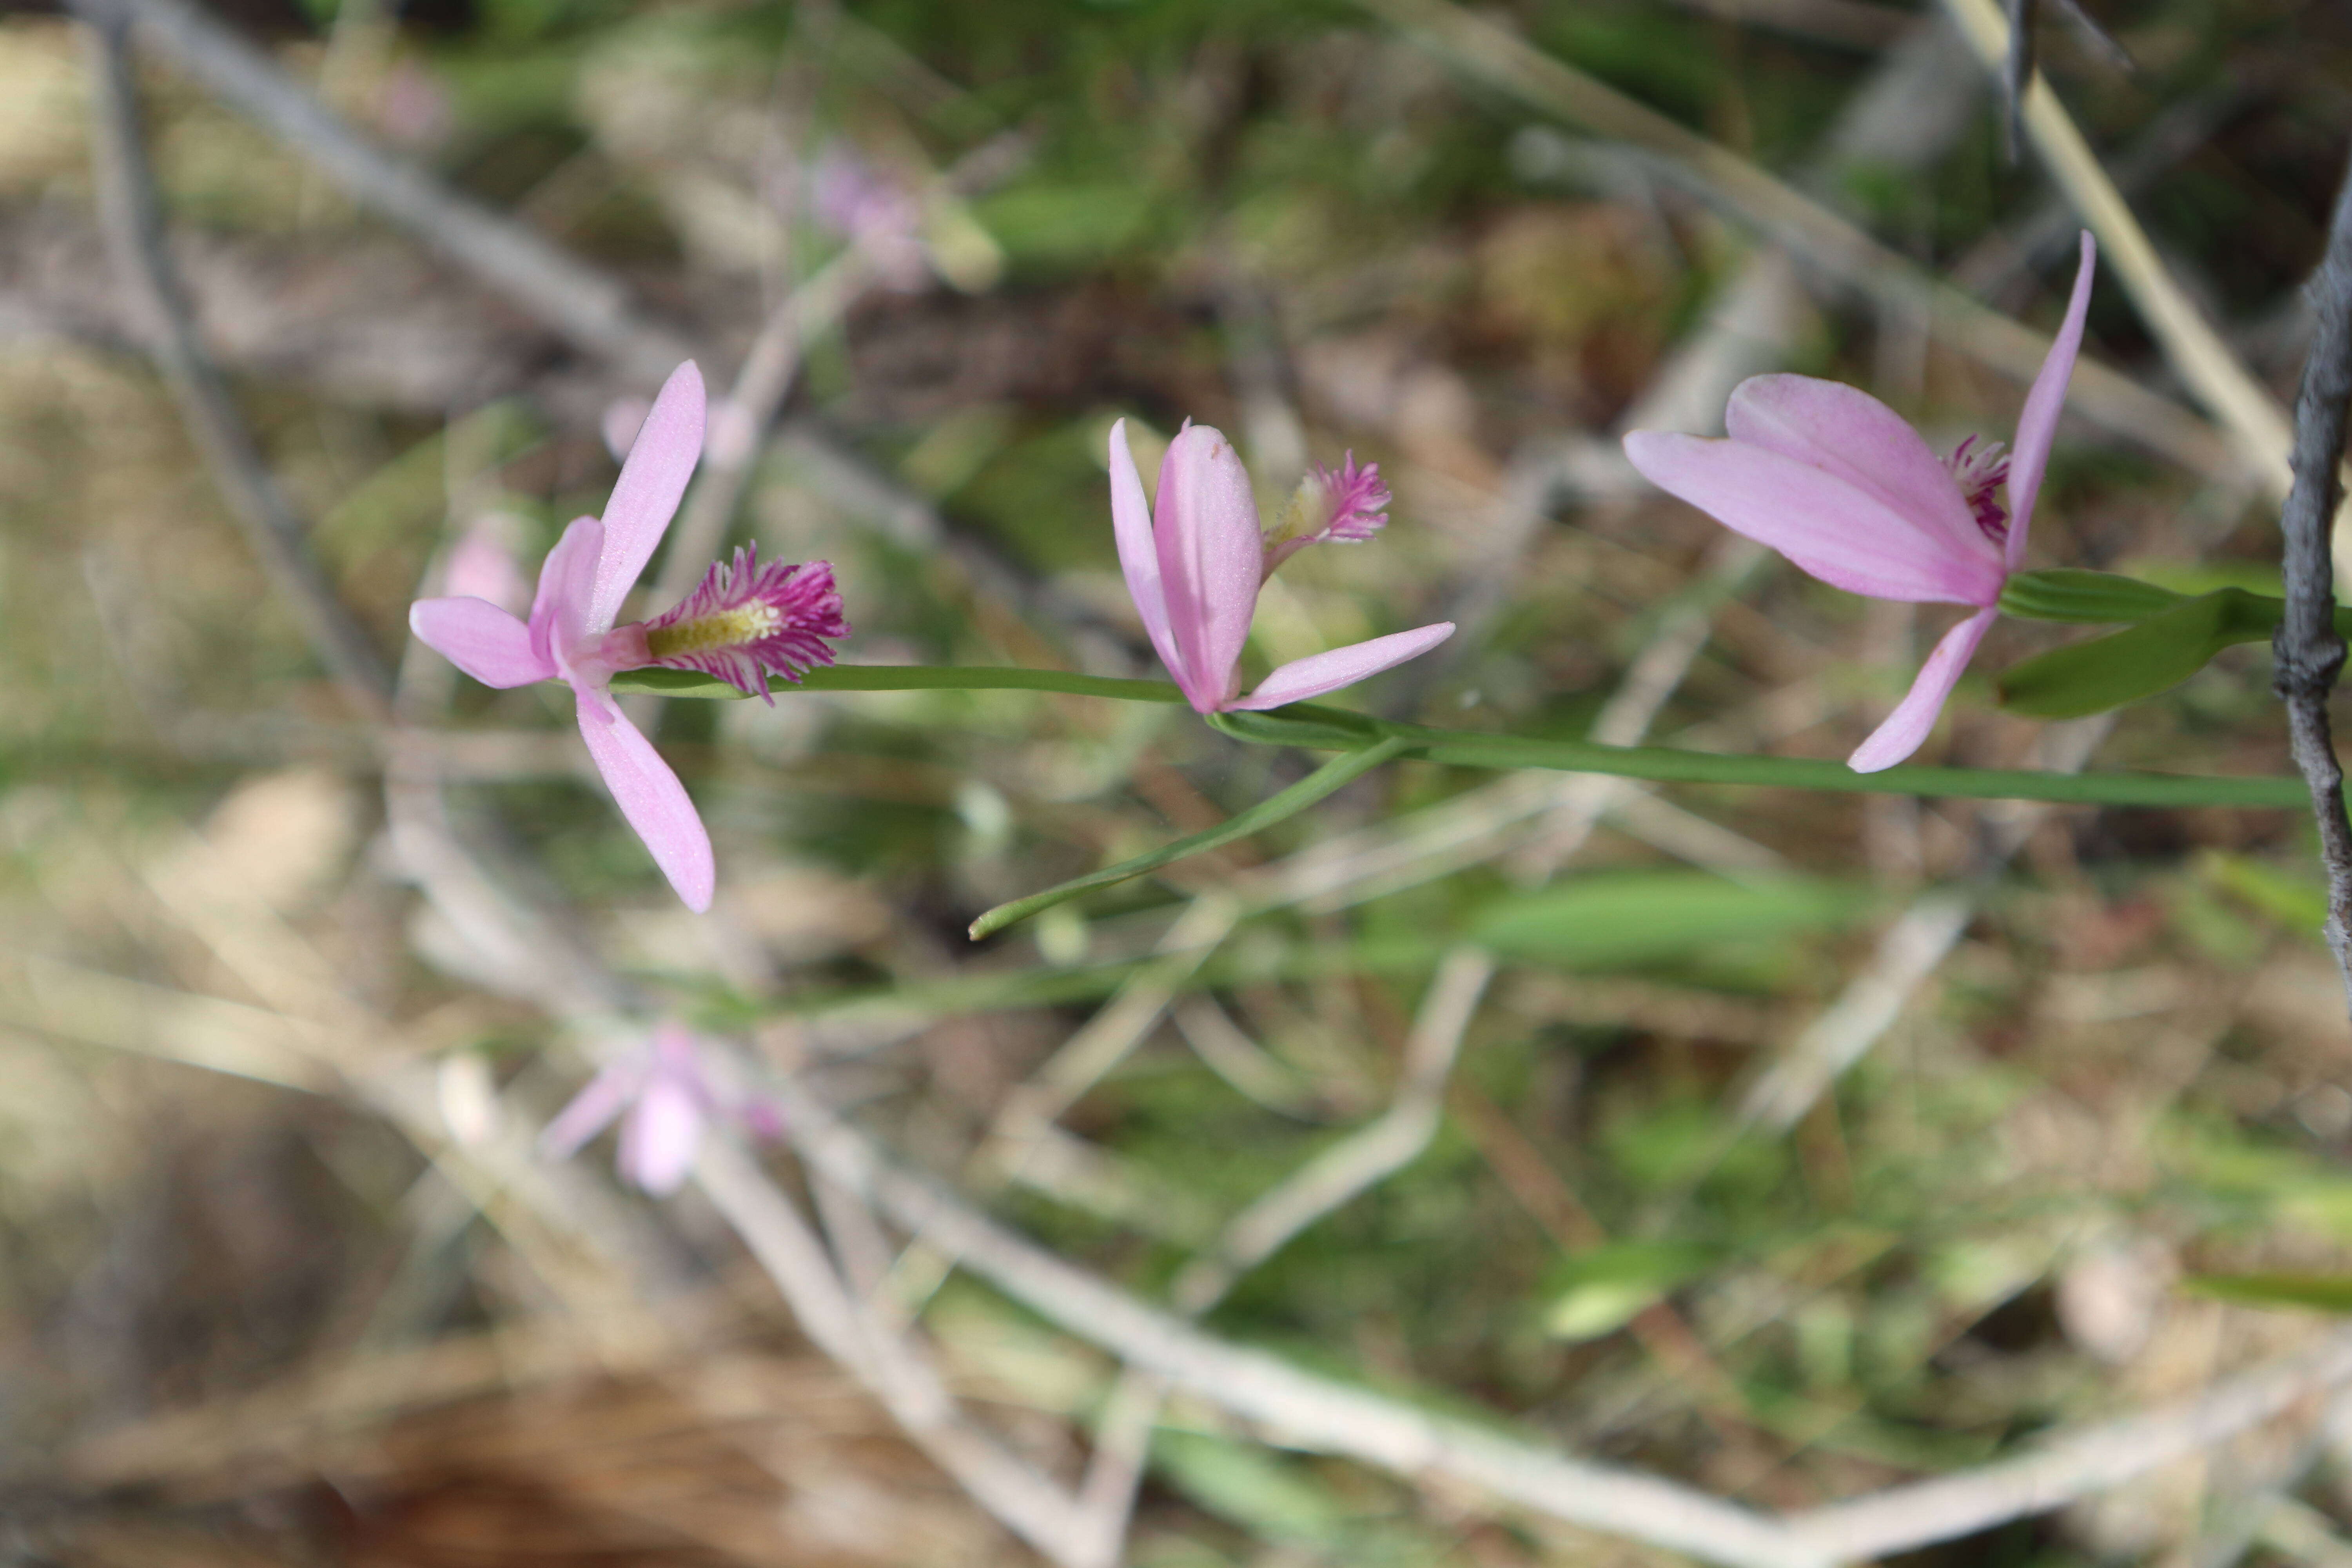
[[1108, 418, 1452, 716], [1622, 231, 2098, 773], [639, 548, 850, 704]]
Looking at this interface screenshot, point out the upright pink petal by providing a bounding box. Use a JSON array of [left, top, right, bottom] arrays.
[[590, 361, 706, 633], [1225, 622, 1457, 711], [529, 517, 605, 671], [1109, 419, 1187, 690], [538, 1056, 648, 1160], [619, 1075, 706, 1194], [574, 704, 716, 912], [1847, 607, 1998, 773], [2004, 232, 2097, 570], [1725, 377, 1998, 573], [1623, 432, 2005, 606], [1154, 424, 1266, 713], [409, 597, 551, 687]]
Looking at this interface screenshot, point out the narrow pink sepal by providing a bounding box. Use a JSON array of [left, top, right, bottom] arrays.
[[619, 1076, 705, 1194], [1847, 607, 1998, 773], [1225, 622, 1456, 711], [1109, 419, 1188, 691], [409, 597, 550, 687], [538, 1057, 645, 1160], [530, 517, 604, 672], [590, 361, 706, 632], [574, 704, 716, 911], [1155, 424, 1265, 713], [1622, 432, 2004, 606], [1726, 376, 1998, 575], [2004, 232, 2097, 570]]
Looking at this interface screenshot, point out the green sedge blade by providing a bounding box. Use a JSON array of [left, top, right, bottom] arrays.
[[1997, 569, 2187, 624], [968, 737, 1409, 940], [2181, 1273, 2352, 1314], [1996, 590, 2279, 719]]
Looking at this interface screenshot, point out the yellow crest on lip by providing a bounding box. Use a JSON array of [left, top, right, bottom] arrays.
[[645, 603, 784, 659]]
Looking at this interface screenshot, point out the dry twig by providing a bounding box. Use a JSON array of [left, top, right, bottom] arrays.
[[74, 4, 394, 716], [2271, 153, 2352, 1020]]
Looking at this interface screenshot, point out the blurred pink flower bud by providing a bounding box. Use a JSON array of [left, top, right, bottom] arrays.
[[601, 396, 652, 463], [376, 60, 452, 149], [538, 1024, 785, 1195], [444, 515, 530, 615]]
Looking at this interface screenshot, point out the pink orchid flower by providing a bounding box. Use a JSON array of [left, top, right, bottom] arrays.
[[408, 362, 851, 911], [539, 1024, 778, 1195], [1623, 232, 2097, 773], [1110, 419, 1454, 715]]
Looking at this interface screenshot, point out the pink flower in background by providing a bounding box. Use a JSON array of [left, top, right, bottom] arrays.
[[539, 1024, 777, 1195], [408, 362, 851, 910], [1622, 232, 2097, 772], [443, 515, 530, 614], [1111, 419, 1454, 715], [810, 145, 928, 290]]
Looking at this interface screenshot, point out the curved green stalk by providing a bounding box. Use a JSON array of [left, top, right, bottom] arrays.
[[968, 737, 1410, 940]]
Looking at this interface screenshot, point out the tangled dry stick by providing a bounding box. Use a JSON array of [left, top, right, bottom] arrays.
[[2272, 153, 2352, 1023]]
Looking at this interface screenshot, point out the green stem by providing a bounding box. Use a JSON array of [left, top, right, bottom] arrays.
[[609, 663, 1184, 703], [606, 664, 2303, 810]]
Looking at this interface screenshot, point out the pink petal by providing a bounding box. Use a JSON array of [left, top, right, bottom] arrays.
[[1726, 376, 1998, 575], [1225, 622, 1456, 711], [1847, 606, 1998, 773], [1109, 419, 1189, 691], [1154, 424, 1265, 714], [574, 703, 716, 911], [1622, 432, 2005, 606], [538, 1057, 646, 1160], [530, 517, 604, 670], [2004, 232, 2096, 570], [619, 1075, 705, 1194], [409, 597, 551, 687], [589, 361, 706, 633]]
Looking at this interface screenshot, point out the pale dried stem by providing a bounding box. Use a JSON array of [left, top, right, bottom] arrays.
[[1075, 949, 1496, 1564], [1942, 0, 2294, 497], [90, 0, 691, 381], [74, 7, 394, 718], [693, 1140, 1102, 1568], [1356, 0, 2251, 489]]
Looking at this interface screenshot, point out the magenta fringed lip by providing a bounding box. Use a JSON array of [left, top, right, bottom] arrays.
[[641, 548, 851, 704]]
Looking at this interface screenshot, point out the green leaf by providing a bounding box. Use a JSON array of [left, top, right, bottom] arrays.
[[1541, 1240, 1717, 1341], [1997, 569, 2186, 624], [2181, 1273, 2352, 1313], [1995, 590, 2281, 719], [2199, 849, 2329, 933], [967, 737, 1410, 939], [1472, 871, 1869, 970], [1150, 1430, 1350, 1548]]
